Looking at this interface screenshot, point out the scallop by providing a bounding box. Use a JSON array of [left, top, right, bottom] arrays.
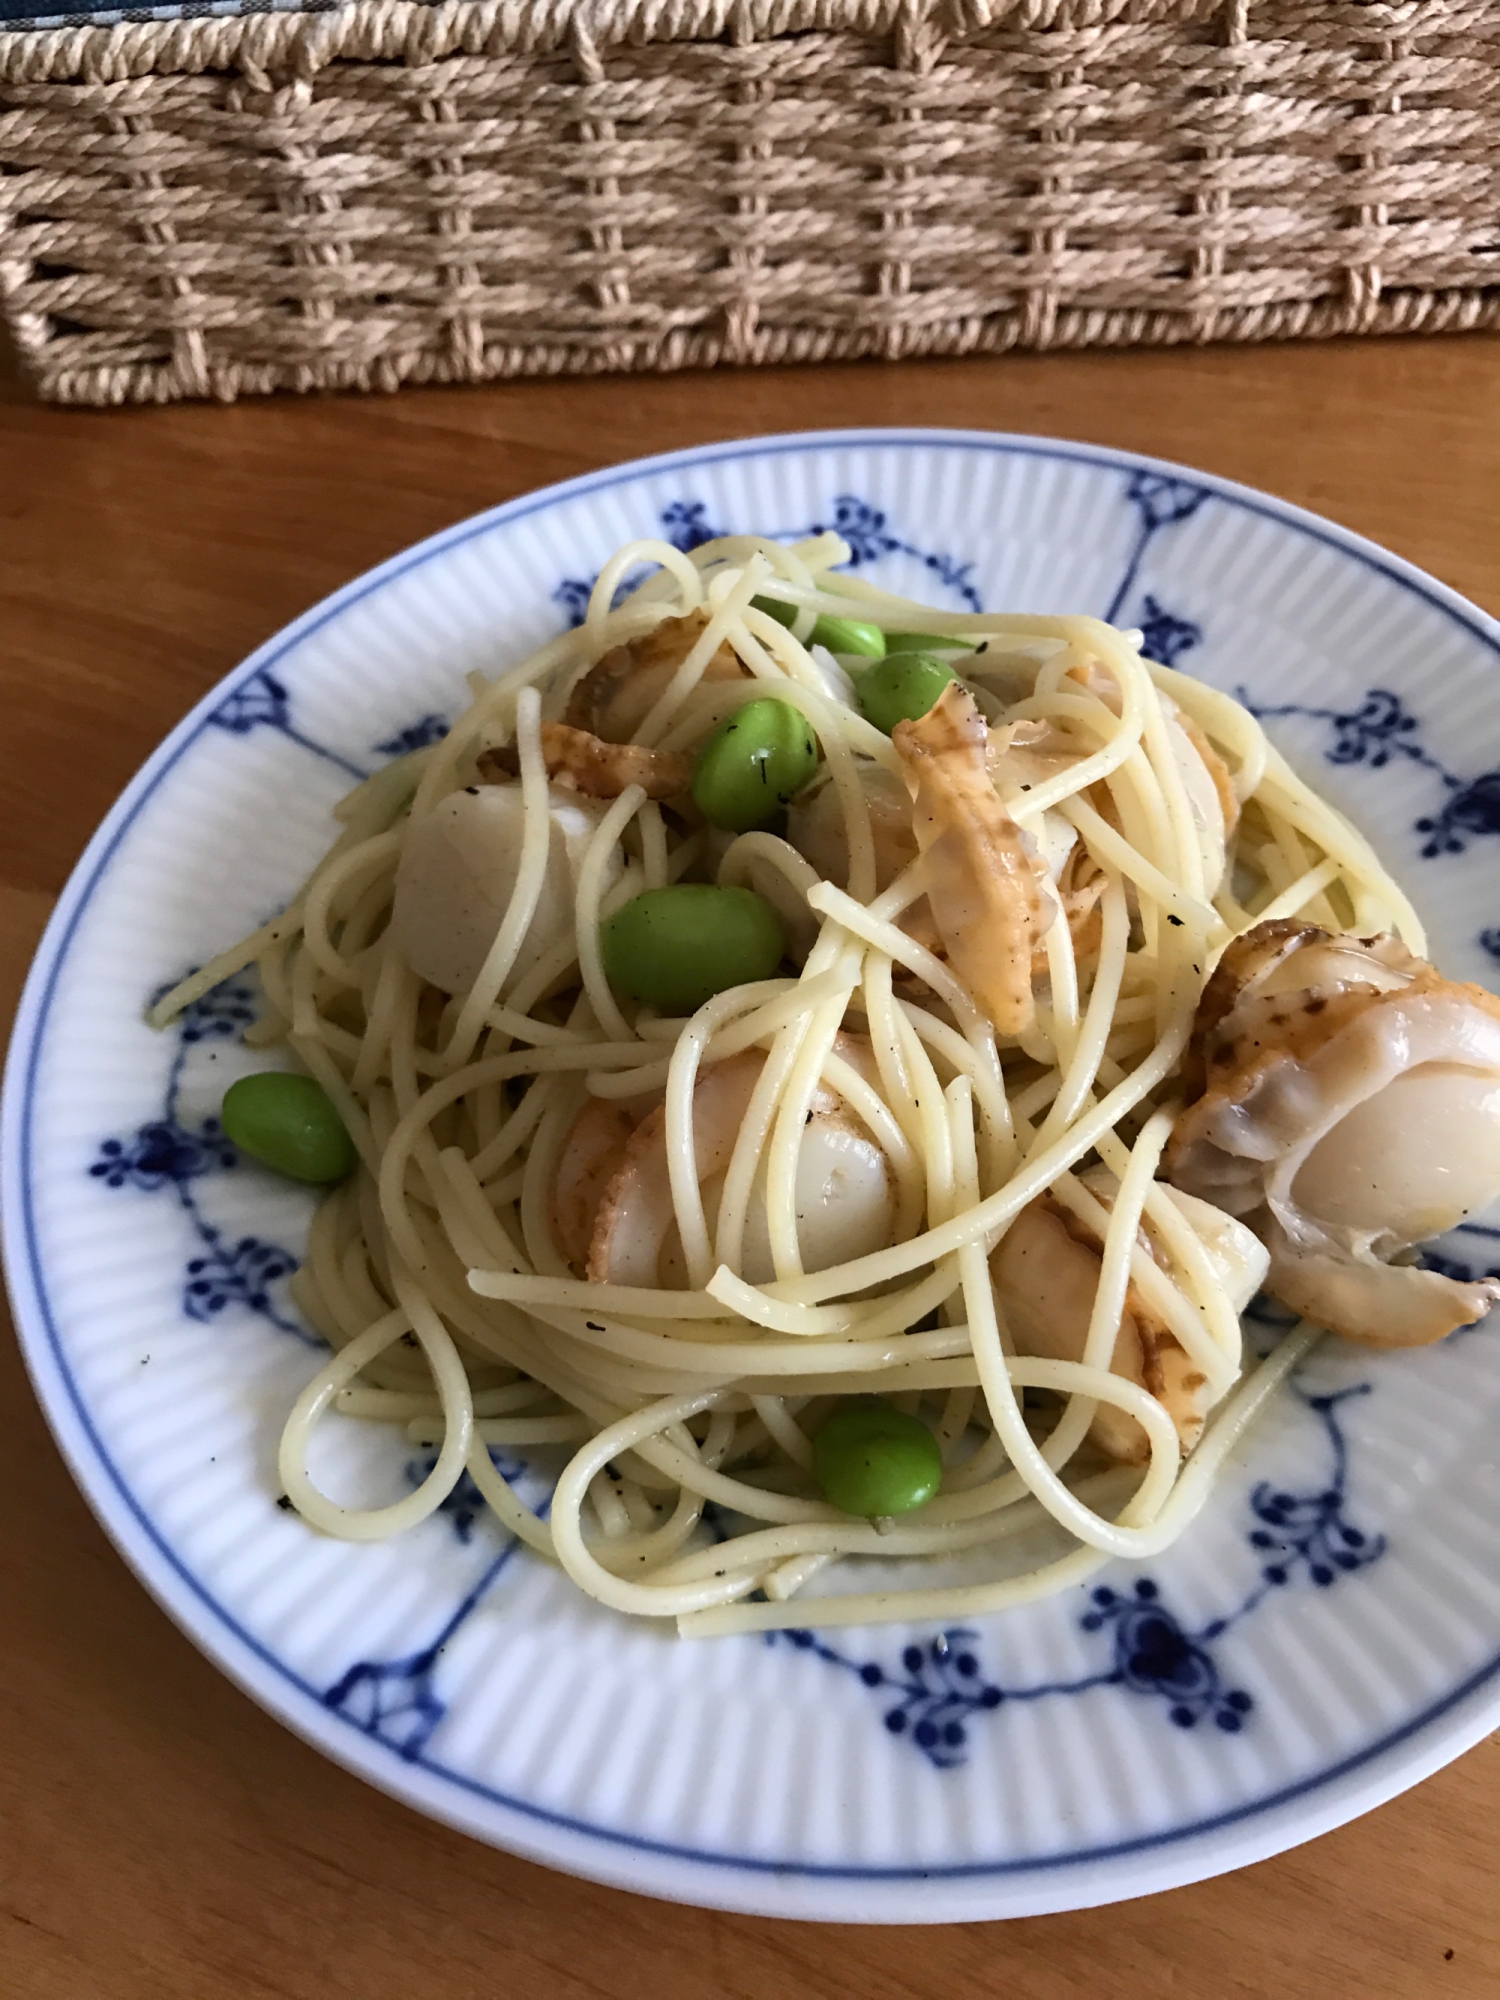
[[1165, 919, 1500, 1346], [555, 1042, 897, 1286], [786, 759, 916, 893], [991, 1168, 1267, 1464], [390, 781, 618, 996]]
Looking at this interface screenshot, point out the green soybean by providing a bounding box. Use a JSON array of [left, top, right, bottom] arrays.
[[855, 652, 958, 735], [601, 885, 785, 1012], [221, 1072, 357, 1185], [691, 699, 819, 833], [813, 1397, 944, 1519], [808, 615, 886, 659], [884, 631, 976, 655], [751, 593, 801, 631]]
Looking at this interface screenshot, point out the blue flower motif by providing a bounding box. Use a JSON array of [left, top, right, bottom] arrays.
[[1416, 772, 1500, 859], [552, 577, 594, 627], [90, 1118, 236, 1192], [822, 495, 900, 567], [1244, 1387, 1385, 1591], [1104, 472, 1211, 625], [91, 974, 310, 1342], [212, 669, 290, 735], [772, 1628, 1003, 1769], [1479, 929, 1500, 963], [1234, 683, 1500, 863], [660, 500, 723, 553], [208, 667, 365, 780], [374, 715, 448, 758], [170, 979, 258, 1047], [184, 1231, 297, 1322], [1126, 471, 1211, 534], [324, 1648, 447, 1761], [324, 1511, 542, 1759], [1136, 595, 1201, 667], [1082, 1581, 1252, 1731]]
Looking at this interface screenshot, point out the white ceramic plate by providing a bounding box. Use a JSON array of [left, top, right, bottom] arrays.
[[7, 431, 1500, 1923]]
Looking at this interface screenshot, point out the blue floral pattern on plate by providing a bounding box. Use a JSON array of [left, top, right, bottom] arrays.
[[90, 978, 307, 1340]]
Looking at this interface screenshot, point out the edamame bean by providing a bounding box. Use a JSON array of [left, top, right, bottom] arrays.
[[855, 652, 958, 735], [808, 615, 886, 659], [813, 1397, 943, 1518], [691, 698, 819, 833], [751, 593, 800, 631], [221, 1072, 357, 1185], [884, 631, 976, 655], [601, 885, 785, 1012]]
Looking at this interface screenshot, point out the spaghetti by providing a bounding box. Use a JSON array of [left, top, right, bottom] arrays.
[[154, 528, 1425, 1636]]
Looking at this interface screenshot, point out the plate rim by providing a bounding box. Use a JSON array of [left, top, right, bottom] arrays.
[[6, 425, 1500, 1921]]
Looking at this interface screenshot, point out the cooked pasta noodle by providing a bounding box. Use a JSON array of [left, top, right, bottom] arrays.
[[156, 527, 1431, 1636]]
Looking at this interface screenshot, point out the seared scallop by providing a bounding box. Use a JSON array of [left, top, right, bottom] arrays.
[[991, 1167, 1267, 1464], [1165, 920, 1500, 1345]]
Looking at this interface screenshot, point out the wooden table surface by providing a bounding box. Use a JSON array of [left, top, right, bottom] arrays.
[[3, 334, 1498, 1999]]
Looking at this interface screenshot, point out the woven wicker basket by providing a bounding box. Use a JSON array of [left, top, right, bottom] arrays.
[[0, 0, 1496, 405]]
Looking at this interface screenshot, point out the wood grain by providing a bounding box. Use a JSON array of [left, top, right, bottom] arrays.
[[3, 334, 1498, 1998]]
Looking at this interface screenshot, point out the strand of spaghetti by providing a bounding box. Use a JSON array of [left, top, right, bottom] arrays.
[[503, 1292, 976, 1382], [439, 686, 552, 1071], [805, 881, 996, 1060], [1253, 853, 1343, 926], [818, 1050, 924, 1238], [337, 1380, 543, 1421], [638, 801, 669, 890], [711, 943, 857, 1275], [950, 1077, 1183, 1555], [584, 968, 848, 1100], [574, 781, 648, 1042], [764, 968, 866, 1278], [1007, 679, 1145, 823], [462, 1434, 558, 1560], [890, 994, 1013, 1182], [1145, 660, 1269, 801], [633, 558, 770, 745], [1031, 870, 1129, 1145], [350, 922, 411, 1094], [549, 1393, 808, 1615], [1077, 1141, 1243, 1390], [492, 859, 647, 1037], [665, 973, 824, 1288], [1256, 746, 1425, 949], [1058, 792, 1220, 935], [585, 538, 704, 645], [298, 831, 402, 987], [1031, 1107, 1177, 1476], [750, 1396, 816, 1471], [654, 1467, 1147, 1586], [278, 1271, 474, 1542], [859, 952, 923, 1152]]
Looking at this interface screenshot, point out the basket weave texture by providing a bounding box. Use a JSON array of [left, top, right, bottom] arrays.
[[1, 0, 1497, 405]]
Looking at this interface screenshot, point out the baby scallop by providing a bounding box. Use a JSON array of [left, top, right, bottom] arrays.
[[390, 780, 618, 996], [991, 1166, 1268, 1464], [1165, 919, 1500, 1346]]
